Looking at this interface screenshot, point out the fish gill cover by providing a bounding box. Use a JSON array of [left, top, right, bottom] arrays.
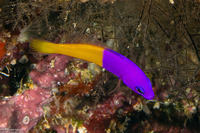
[[0, 0, 200, 133]]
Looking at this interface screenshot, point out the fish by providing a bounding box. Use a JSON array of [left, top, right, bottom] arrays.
[[30, 39, 154, 100], [0, 41, 6, 59]]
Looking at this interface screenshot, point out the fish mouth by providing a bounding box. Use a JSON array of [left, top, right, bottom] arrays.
[[144, 94, 154, 100]]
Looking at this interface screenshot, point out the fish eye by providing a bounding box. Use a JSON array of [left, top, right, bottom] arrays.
[[136, 86, 144, 95]]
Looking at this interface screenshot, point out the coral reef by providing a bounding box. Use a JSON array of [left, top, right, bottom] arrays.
[[0, 87, 51, 132], [29, 54, 72, 89], [84, 92, 135, 133], [0, 0, 200, 133]]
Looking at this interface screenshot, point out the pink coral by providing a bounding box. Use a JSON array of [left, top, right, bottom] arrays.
[[0, 54, 73, 132], [29, 54, 71, 89], [84, 92, 136, 133], [0, 87, 51, 132]]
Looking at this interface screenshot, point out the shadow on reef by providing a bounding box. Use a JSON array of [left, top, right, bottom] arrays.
[[9, 61, 31, 95], [126, 102, 200, 133]]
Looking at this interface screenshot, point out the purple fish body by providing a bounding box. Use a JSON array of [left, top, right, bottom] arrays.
[[103, 49, 154, 100]]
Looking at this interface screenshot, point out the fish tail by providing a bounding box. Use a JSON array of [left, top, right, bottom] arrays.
[[30, 39, 56, 54]]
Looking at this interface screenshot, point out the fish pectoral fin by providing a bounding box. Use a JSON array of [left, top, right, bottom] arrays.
[[108, 79, 122, 95], [116, 79, 122, 89]]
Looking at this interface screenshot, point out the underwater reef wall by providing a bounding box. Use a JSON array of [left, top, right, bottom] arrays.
[[0, 0, 200, 132]]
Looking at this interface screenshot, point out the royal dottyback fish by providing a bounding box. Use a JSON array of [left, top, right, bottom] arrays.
[[30, 39, 154, 100]]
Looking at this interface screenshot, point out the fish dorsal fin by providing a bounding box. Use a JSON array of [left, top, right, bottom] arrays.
[[68, 33, 110, 49], [106, 48, 132, 63], [106, 48, 141, 71]]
